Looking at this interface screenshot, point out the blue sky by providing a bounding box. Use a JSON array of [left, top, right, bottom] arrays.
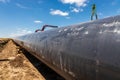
[[0, 0, 120, 37]]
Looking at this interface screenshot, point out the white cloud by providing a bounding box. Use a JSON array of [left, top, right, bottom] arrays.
[[60, 0, 87, 7], [0, 0, 10, 3], [34, 20, 42, 24], [10, 28, 32, 37], [71, 8, 83, 13], [50, 9, 69, 16], [71, 8, 79, 12], [16, 3, 28, 9]]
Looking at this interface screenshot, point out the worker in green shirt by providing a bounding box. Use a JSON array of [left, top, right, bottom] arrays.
[[91, 4, 98, 20]]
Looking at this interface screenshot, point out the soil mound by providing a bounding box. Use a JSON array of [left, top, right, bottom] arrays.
[[0, 38, 45, 80]]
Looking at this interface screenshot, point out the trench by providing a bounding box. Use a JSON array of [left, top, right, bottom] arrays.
[[20, 47, 65, 80]]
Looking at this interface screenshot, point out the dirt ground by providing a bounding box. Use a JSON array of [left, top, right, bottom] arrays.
[[0, 38, 45, 80]]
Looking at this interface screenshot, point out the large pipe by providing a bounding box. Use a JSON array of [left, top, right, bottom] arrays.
[[13, 15, 120, 80]]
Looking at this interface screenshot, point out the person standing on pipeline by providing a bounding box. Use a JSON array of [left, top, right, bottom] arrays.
[[91, 4, 98, 20]]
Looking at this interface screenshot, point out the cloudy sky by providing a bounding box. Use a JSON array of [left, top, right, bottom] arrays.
[[0, 0, 120, 37]]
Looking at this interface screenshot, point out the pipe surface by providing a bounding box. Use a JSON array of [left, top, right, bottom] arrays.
[[13, 15, 120, 80]]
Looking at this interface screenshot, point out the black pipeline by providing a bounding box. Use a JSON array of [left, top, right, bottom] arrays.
[[13, 15, 120, 80]]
